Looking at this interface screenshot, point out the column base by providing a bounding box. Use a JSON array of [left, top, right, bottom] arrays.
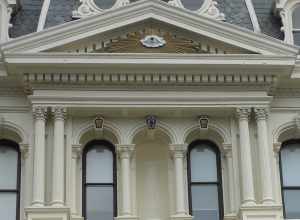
[[115, 215, 139, 220], [170, 214, 193, 220], [224, 213, 238, 220], [71, 215, 84, 220], [239, 205, 283, 220], [26, 207, 71, 220]]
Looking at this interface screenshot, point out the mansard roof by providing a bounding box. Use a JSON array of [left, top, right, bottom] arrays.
[[10, 0, 283, 40]]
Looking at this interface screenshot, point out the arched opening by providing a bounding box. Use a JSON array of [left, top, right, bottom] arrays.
[[187, 140, 223, 220], [279, 139, 300, 219], [82, 140, 117, 220], [133, 129, 172, 220], [0, 139, 21, 220]]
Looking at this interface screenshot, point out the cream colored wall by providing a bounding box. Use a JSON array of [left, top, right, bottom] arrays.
[[1, 94, 300, 220]]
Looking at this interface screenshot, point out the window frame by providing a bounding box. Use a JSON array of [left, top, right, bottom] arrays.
[[187, 140, 224, 220], [82, 140, 117, 220], [0, 139, 21, 220], [292, 4, 300, 45], [279, 139, 300, 219]]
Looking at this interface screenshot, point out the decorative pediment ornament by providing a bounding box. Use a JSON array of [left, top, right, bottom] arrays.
[[93, 29, 211, 53], [73, 0, 130, 18], [140, 35, 166, 48], [168, 0, 225, 21]]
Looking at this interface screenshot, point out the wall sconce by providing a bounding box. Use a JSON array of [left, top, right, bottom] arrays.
[[198, 115, 209, 130], [94, 115, 104, 131], [146, 115, 157, 130]]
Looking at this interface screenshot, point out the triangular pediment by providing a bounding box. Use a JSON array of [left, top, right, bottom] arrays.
[[1, 0, 298, 56], [46, 20, 255, 54]]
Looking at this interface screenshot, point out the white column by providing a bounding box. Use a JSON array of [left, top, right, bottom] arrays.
[[71, 144, 81, 216], [32, 106, 47, 207], [254, 108, 274, 204], [169, 144, 189, 216], [236, 108, 256, 206], [117, 144, 135, 216], [51, 107, 66, 207], [224, 145, 236, 214]]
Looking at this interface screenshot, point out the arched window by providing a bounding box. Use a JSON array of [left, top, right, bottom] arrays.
[[83, 140, 117, 220], [188, 140, 223, 220], [0, 140, 21, 220], [280, 140, 300, 219], [180, 0, 205, 11], [292, 5, 300, 45]]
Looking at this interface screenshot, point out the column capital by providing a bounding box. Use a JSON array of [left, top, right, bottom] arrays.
[[169, 144, 188, 158], [117, 144, 135, 159], [52, 106, 67, 121], [236, 107, 251, 121], [223, 143, 232, 158], [19, 143, 30, 159], [33, 106, 48, 120], [72, 144, 82, 159], [254, 108, 269, 121]]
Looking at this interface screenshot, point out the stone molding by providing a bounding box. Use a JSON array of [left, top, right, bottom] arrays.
[[24, 72, 277, 87], [169, 144, 188, 158], [117, 144, 135, 159]]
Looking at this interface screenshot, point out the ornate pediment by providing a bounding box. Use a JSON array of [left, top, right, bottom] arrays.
[[47, 23, 255, 54], [94, 28, 212, 53]]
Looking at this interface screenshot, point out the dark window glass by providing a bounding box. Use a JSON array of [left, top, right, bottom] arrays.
[[280, 141, 300, 219], [293, 31, 300, 46], [0, 140, 20, 220], [83, 140, 116, 220], [188, 141, 223, 220], [181, 0, 204, 11], [93, 0, 117, 9]]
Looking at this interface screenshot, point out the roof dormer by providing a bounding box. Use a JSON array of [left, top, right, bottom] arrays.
[[73, 0, 225, 21], [276, 0, 300, 46]]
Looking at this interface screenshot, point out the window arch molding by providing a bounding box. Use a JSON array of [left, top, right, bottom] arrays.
[[279, 139, 300, 219], [82, 139, 117, 220], [187, 140, 224, 220], [0, 139, 21, 220], [276, 0, 300, 45]]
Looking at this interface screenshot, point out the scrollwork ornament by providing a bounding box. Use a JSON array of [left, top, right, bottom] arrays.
[[52, 107, 67, 121], [33, 106, 48, 121]]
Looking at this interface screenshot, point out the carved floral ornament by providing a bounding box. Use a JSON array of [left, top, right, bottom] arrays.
[[73, 0, 225, 20]]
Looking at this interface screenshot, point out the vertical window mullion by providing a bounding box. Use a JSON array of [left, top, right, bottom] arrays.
[[188, 140, 223, 220], [83, 140, 116, 220]]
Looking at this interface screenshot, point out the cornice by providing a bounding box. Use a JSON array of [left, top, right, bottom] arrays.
[[1, 0, 298, 55], [4, 53, 296, 76]]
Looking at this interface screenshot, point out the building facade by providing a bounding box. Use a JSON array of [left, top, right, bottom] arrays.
[[0, 0, 300, 220]]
